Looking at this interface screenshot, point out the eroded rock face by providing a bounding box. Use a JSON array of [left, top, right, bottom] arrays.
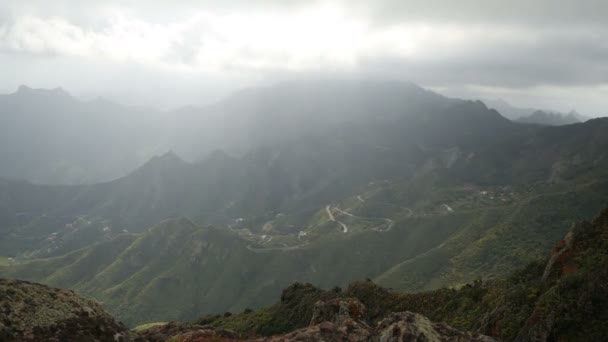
[[0, 278, 134, 342]]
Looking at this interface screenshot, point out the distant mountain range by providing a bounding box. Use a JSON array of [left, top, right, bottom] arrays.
[[0, 85, 170, 184], [516, 110, 585, 126], [2, 80, 608, 326], [0, 83, 595, 185], [0, 81, 458, 185], [483, 98, 591, 125]]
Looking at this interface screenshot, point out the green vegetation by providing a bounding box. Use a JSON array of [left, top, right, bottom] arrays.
[[1, 90, 608, 331], [199, 208, 608, 341], [3, 178, 608, 327], [206, 282, 341, 337]]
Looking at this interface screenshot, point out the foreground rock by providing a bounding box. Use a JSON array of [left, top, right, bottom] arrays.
[[0, 279, 134, 342], [137, 297, 493, 341], [252, 298, 495, 342], [376, 312, 495, 342]]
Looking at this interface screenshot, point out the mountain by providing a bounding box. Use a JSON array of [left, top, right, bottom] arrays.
[[169, 79, 461, 160], [3, 87, 608, 327], [0, 98, 514, 256], [0, 82, 596, 186], [0, 85, 170, 184], [484, 98, 536, 120], [484, 98, 591, 125], [0, 80, 459, 185], [516, 110, 582, 126]]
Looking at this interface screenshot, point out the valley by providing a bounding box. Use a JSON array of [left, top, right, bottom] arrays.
[[1, 80, 607, 329]]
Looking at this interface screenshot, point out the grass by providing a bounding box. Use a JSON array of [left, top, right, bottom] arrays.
[[133, 322, 167, 332]]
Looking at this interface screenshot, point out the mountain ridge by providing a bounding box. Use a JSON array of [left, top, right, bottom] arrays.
[[2, 80, 608, 332]]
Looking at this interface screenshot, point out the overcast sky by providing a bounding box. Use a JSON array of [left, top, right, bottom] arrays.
[[1, 0, 607, 115]]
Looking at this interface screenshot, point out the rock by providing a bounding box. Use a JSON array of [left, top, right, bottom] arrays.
[[375, 312, 497, 342], [253, 298, 493, 342], [253, 320, 371, 342], [310, 298, 366, 326]]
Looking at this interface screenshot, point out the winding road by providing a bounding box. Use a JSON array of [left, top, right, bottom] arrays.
[[325, 205, 349, 233], [326, 204, 397, 233]]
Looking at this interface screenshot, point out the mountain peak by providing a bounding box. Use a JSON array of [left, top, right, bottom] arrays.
[[127, 150, 190, 178], [15, 85, 72, 99], [517, 110, 581, 126], [147, 150, 186, 166]]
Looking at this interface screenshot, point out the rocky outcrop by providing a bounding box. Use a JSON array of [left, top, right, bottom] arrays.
[[0, 279, 134, 342], [254, 320, 371, 342], [376, 312, 496, 342], [310, 297, 366, 325], [253, 298, 495, 342]]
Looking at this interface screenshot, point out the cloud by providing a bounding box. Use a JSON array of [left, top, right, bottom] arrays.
[[0, 7, 374, 71], [0, 0, 606, 114], [347, 0, 608, 28]]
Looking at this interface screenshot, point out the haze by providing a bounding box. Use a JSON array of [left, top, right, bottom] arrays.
[[1, 0, 607, 115]]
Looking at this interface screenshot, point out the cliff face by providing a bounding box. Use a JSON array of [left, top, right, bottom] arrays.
[[511, 208, 608, 341]]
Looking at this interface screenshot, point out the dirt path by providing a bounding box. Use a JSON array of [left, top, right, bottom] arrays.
[[325, 205, 349, 233], [330, 205, 395, 232]]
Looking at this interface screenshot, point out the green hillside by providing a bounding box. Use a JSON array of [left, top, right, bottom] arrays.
[[166, 208, 608, 341], [1, 82, 608, 328], [4, 176, 608, 326]]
